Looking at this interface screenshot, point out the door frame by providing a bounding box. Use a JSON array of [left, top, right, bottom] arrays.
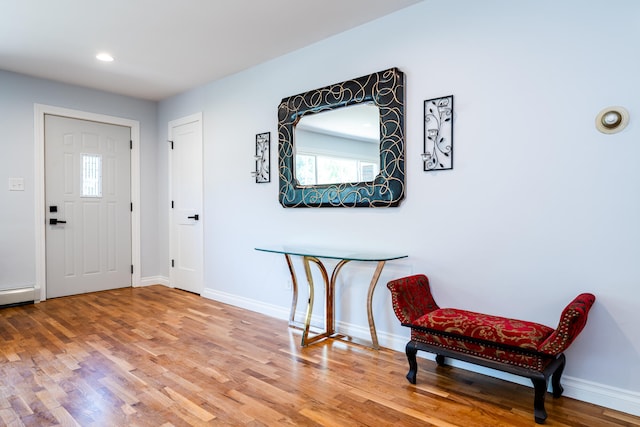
[[34, 104, 141, 301], [168, 112, 203, 293]]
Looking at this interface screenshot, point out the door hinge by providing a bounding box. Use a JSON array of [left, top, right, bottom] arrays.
[[169, 140, 174, 150], [171, 200, 174, 209], [130, 202, 133, 212], [131, 265, 134, 274], [130, 140, 133, 150], [171, 259, 175, 268]]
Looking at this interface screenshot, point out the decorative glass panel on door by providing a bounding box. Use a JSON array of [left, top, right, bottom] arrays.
[[81, 153, 102, 197]]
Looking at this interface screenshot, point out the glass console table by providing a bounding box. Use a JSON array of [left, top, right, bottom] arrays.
[[255, 245, 407, 349]]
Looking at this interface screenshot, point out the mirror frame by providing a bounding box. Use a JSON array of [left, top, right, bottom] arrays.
[[278, 67, 405, 208]]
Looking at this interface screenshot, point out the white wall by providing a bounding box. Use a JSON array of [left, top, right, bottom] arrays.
[[157, 0, 640, 415], [0, 70, 160, 288]]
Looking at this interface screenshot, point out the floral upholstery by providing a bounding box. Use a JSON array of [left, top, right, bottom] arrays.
[[387, 274, 595, 372], [413, 309, 555, 350], [538, 293, 596, 356], [411, 331, 552, 371], [387, 274, 439, 324]]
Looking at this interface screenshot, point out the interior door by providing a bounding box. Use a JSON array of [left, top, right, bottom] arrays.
[[169, 114, 203, 294], [45, 115, 132, 298]]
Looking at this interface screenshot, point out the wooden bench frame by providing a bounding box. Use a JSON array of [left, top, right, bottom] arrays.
[[406, 335, 566, 424]]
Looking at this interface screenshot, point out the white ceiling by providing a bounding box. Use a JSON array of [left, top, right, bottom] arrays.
[[0, 0, 422, 101]]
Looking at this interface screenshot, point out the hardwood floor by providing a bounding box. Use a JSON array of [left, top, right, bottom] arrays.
[[0, 286, 637, 426]]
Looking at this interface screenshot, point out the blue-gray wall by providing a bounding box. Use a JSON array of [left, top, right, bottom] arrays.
[[157, 0, 640, 415], [0, 70, 159, 286]]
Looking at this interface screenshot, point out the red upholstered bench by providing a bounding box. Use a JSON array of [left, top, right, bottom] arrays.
[[387, 274, 595, 424]]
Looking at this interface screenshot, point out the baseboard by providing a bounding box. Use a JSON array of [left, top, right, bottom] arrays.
[[0, 287, 36, 307], [139, 275, 170, 287], [201, 289, 640, 417], [203, 288, 291, 320], [562, 376, 640, 417]]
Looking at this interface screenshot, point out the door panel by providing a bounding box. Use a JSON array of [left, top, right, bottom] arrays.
[[45, 115, 131, 298], [169, 115, 203, 294]]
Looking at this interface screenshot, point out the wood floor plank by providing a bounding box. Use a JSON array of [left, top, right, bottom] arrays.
[[163, 386, 215, 422], [0, 285, 638, 426]]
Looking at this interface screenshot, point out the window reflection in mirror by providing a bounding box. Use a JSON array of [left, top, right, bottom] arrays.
[[294, 103, 380, 185]]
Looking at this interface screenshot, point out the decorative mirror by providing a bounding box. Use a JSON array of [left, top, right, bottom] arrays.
[[278, 68, 405, 207]]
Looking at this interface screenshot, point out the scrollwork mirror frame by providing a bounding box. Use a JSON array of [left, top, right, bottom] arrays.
[[278, 67, 405, 208]]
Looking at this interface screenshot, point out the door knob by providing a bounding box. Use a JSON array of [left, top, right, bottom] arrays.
[[49, 218, 67, 225], [187, 214, 199, 221]]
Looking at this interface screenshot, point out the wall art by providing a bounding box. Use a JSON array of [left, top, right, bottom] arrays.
[[423, 95, 453, 171], [253, 132, 270, 183]]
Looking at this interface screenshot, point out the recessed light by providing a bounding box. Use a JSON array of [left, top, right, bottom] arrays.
[[595, 106, 629, 134], [96, 53, 114, 62]]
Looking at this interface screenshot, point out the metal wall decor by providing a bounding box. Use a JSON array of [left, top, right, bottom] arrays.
[[422, 95, 453, 171], [252, 132, 270, 183], [278, 67, 405, 207]]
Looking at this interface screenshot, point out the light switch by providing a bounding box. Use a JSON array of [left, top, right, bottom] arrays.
[[9, 178, 25, 191]]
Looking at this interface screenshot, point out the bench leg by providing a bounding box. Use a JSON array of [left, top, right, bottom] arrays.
[[551, 354, 566, 398], [406, 341, 418, 384], [531, 378, 548, 424]]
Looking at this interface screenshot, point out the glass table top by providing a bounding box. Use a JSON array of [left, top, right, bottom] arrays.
[[255, 245, 408, 262]]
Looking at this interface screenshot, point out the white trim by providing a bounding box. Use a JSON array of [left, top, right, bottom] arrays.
[[0, 287, 36, 306], [202, 288, 291, 320], [167, 112, 203, 293], [562, 376, 640, 417], [201, 289, 640, 418], [167, 112, 203, 130], [34, 104, 141, 301], [140, 275, 171, 287]]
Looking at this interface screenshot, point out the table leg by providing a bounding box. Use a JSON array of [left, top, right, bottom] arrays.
[[284, 254, 298, 327], [366, 261, 386, 350], [284, 255, 387, 349], [328, 259, 350, 335], [300, 256, 330, 346]]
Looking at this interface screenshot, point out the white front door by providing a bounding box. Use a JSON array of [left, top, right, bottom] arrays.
[[169, 114, 203, 294], [45, 115, 132, 298]]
